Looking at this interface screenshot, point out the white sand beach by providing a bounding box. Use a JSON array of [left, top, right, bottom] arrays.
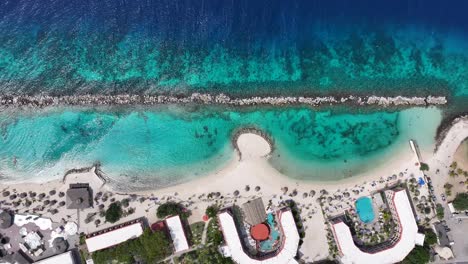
[[1, 116, 467, 262]]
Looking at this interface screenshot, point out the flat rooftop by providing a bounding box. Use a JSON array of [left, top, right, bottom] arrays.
[[35, 251, 76, 264], [85, 222, 143, 253], [165, 215, 189, 253]]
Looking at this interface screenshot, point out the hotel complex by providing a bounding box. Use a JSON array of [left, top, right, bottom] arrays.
[[331, 189, 425, 264], [218, 203, 300, 264]]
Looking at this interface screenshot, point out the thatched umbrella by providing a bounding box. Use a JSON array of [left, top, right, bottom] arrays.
[[245, 185, 250, 192], [19, 193, 27, 198], [233, 190, 240, 197], [309, 190, 316, 197], [2, 191, 10, 197], [255, 186, 261, 192], [281, 187, 288, 194]]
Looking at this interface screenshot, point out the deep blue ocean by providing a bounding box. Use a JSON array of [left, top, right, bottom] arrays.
[[0, 0, 466, 187]]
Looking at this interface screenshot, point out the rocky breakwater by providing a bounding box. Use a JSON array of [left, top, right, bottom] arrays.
[[0, 94, 447, 108]]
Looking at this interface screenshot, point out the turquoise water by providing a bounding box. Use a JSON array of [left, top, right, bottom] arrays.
[[0, 107, 441, 188], [355, 197, 375, 223], [260, 213, 280, 251]]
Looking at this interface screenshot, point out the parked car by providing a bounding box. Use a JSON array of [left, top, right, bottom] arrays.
[[441, 194, 446, 201]]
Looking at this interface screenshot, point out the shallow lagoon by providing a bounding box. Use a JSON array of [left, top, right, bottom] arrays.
[[0, 106, 441, 188]]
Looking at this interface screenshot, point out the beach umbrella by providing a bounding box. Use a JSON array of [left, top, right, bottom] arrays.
[[64, 222, 78, 235]]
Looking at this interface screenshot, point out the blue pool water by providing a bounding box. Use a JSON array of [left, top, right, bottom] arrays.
[[355, 197, 375, 223], [260, 213, 280, 251]]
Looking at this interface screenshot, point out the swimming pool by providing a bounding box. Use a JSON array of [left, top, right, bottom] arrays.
[[355, 197, 375, 223], [259, 213, 280, 251]]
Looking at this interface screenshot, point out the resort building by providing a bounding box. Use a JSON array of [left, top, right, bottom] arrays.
[[165, 215, 189, 253], [85, 219, 143, 253], [218, 206, 300, 264], [331, 189, 425, 264], [66, 183, 92, 209], [34, 250, 78, 264]]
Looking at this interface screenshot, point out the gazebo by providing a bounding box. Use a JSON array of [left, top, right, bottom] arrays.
[[0, 211, 13, 229], [52, 237, 69, 254], [66, 183, 92, 209]]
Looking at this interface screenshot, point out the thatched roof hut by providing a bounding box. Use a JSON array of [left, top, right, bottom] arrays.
[[0, 211, 13, 229]]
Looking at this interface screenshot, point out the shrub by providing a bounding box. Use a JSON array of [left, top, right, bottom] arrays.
[[436, 203, 444, 220], [402, 246, 430, 264], [157, 202, 188, 219], [424, 229, 437, 246], [206, 205, 219, 218], [419, 163, 429, 171], [453, 193, 468, 211], [105, 202, 123, 223]]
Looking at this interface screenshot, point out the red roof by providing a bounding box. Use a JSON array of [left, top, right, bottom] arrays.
[[202, 215, 209, 222], [250, 223, 270, 241]]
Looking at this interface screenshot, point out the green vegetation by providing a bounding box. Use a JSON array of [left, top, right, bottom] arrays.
[[178, 246, 233, 264], [206, 218, 224, 246], [419, 163, 429, 171], [92, 228, 171, 264], [205, 204, 219, 218], [79, 233, 86, 245], [402, 246, 430, 264], [424, 229, 438, 246], [453, 192, 468, 211], [436, 203, 445, 220], [178, 217, 232, 264], [105, 202, 123, 223], [190, 221, 205, 245], [156, 202, 189, 219]]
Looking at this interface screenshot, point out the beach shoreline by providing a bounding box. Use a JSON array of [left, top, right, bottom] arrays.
[[1, 118, 467, 262]]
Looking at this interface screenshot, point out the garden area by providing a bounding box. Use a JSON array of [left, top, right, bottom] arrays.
[[407, 178, 433, 224], [91, 228, 171, 264]]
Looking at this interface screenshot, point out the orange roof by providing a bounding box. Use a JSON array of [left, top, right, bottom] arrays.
[[251, 223, 270, 241]]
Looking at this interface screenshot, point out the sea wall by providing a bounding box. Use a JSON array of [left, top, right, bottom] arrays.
[[0, 94, 447, 108]]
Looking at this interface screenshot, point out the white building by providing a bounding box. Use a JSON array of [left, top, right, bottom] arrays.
[[35, 251, 76, 264], [331, 189, 425, 264], [165, 215, 189, 253], [85, 221, 144, 253], [218, 209, 299, 264]]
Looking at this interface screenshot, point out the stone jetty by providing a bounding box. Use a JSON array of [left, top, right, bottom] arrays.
[[0, 93, 447, 108]]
